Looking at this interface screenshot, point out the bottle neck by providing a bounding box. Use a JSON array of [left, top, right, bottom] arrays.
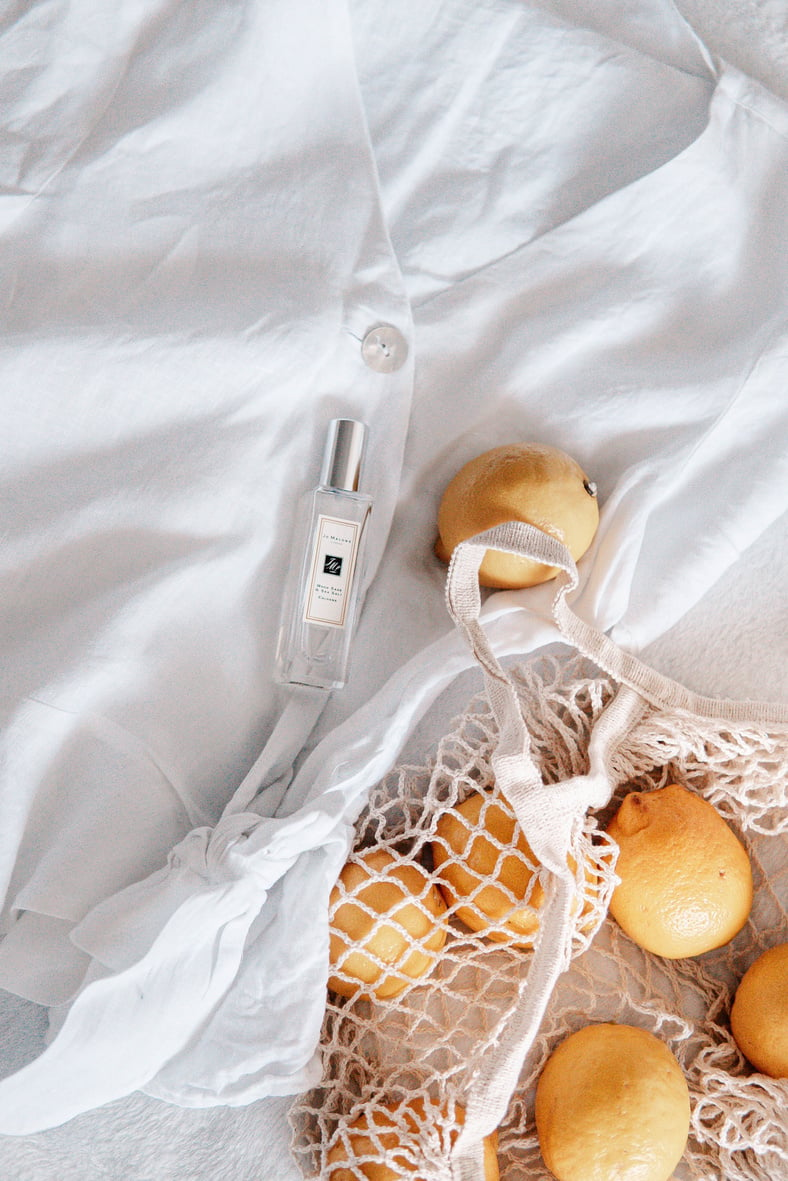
[[317, 483, 368, 498]]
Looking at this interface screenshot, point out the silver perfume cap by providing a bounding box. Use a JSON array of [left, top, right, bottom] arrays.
[[320, 418, 367, 492]]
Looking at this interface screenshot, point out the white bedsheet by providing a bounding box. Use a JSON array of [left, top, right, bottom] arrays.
[[0, 0, 786, 1175]]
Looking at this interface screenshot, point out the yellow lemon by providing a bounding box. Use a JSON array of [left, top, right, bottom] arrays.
[[432, 791, 542, 946], [328, 847, 447, 1000], [435, 442, 599, 588], [535, 1023, 690, 1181], [326, 1097, 500, 1180], [730, 942, 788, 1078], [431, 791, 593, 947], [606, 783, 753, 959]]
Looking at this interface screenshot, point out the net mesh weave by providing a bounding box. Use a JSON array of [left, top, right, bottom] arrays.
[[289, 652, 788, 1180]]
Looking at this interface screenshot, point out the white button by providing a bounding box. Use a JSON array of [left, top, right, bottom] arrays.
[[361, 324, 408, 373]]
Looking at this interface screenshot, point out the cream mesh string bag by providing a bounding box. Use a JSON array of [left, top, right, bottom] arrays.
[[290, 523, 788, 1180]]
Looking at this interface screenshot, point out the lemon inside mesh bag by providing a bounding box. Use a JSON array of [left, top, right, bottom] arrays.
[[290, 652, 788, 1181]]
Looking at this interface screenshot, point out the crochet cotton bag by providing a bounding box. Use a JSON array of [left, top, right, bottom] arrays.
[[291, 523, 788, 1181]]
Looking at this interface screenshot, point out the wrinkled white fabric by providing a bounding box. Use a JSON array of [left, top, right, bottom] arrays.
[[0, 0, 786, 1133]]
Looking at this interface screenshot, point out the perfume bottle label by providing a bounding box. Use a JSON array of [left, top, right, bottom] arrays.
[[303, 514, 360, 627]]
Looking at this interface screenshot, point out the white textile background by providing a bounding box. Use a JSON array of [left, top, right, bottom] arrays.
[[0, 0, 786, 1176]]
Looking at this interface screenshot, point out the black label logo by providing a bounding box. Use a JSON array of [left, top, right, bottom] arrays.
[[323, 554, 343, 577]]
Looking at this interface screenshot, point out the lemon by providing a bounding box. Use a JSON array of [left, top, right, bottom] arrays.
[[605, 783, 753, 959], [431, 791, 592, 947], [435, 442, 599, 588], [326, 1097, 500, 1180], [328, 847, 447, 1000], [535, 1023, 690, 1181], [730, 942, 788, 1078], [431, 792, 544, 946]]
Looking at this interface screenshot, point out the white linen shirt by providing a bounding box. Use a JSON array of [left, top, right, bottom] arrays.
[[0, 0, 786, 1130]]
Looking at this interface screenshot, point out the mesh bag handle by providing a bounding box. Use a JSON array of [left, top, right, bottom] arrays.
[[449, 521, 788, 728], [444, 521, 788, 1176]]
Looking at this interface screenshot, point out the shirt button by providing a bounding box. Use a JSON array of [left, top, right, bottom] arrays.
[[361, 324, 408, 373]]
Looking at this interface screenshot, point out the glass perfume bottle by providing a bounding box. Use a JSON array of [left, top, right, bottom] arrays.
[[276, 418, 372, 690]]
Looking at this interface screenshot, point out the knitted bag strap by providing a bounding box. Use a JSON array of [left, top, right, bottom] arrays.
[[443, 522, 788, 1178], [449, 521, 788, 726]]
